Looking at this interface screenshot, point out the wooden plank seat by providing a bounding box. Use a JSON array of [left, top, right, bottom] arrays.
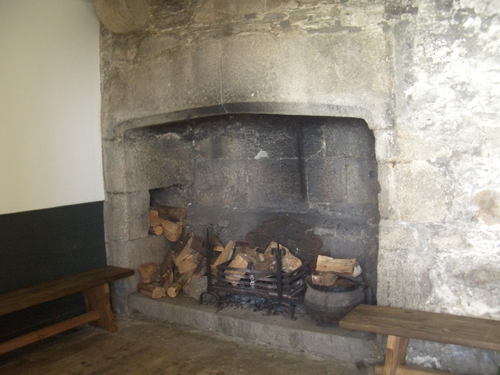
[[339, 304, 500, 375], [0, 266, 134, 355]]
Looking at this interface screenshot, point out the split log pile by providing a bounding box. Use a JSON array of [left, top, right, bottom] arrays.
[[222, 241, 302, 284], [311, 255, 362, 287], [138, 206, 309, 301], [138, 206, 363, 301], [148, 204, 186, 242]]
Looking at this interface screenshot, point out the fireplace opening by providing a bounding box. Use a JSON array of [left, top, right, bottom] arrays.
[[127, 113, 380, 310]]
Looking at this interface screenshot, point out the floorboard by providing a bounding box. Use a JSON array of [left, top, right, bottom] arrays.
[[0, 315, 374, 375]]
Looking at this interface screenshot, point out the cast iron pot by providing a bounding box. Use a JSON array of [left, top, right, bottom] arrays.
[[304, 275, 366, 325]]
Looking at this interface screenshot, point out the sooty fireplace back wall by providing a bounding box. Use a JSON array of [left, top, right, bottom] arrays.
[[123, 114, 379, 294]]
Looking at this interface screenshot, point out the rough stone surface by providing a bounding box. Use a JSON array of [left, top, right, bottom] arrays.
[[128, 292, 383, 364], [221, 33, 393, 128], [307, 156, 348, 203], [124, 124, 195, 192], [107, 235, 170, 313], [193, 159, 248, 208], [93, 0, 149, 34], [101, 139, 127, 193], [104, 191, 150, 242], [99, 1, 500, 373], [385, 161, 451, 223], [101, 39, 222, 136]]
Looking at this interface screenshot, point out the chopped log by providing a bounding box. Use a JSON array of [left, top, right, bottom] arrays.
[[316, 256, 356, 275], [282, 251, 302, 273], [264, 242, 302, 272], [161, 274, 174, 289], [234, 241, 264, 262], [190, 256, 207, 278], [137, 283, 166, 299], [228, 253, 254, 269], [211, 240, 235, 275], [175, 233, 194, 261], [177, 252, 202, 275], [167, 272, 191, 298], [225, 253, 257, 282], [245, 216, 327, 271], [152, 203, 187, 222], [137, 263, 159, 284], [149, 225, 164, 236], [183, 258, 207, 299], [149, 209, 162, 227], [191, 235, 205, 256], [209, 235, 224, 252], [311, 273, 338, 287], [315, 256, 361, 276], [175, 233, 203, 275], [160, 249, 175, 276], [161, 219, 185, 242], [159, 249, 175, 288], [253, 258, 278, 272]]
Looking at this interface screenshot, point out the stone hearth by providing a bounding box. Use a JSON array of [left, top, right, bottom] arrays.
[[129, 292, 382, 365]]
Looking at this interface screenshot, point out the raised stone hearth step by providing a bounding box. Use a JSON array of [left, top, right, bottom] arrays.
[[128, 292, 382, 364]]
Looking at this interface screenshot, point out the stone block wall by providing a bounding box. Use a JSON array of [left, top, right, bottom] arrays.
[[97, 0, 500, 373]]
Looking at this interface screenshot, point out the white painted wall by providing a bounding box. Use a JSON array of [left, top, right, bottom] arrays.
[[0, 0, 103, 215]]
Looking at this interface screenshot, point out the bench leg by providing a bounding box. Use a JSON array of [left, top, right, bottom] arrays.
[[383, 335, 409, 375], [82, 283, 117, 332]]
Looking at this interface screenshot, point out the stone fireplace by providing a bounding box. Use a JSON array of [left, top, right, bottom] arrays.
[[97, 0, 500, 373], [126, 113, 379, 289]]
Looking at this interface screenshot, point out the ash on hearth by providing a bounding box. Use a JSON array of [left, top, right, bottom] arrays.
[[217, 294, 304, 319]]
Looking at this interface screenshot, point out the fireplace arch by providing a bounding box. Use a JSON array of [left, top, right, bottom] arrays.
[[104, 109, 380, 310]]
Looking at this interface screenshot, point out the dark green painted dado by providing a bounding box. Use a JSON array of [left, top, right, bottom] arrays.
[[0, 201, 107, 342]]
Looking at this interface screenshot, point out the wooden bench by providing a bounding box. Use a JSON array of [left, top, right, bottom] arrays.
[[339, 304, 500, 375], [0, 266, 134, 355]]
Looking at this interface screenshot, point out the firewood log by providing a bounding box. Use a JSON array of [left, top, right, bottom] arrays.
[[263, 242, 302, 272], [161, 219, 185, 242], [234, 241, 264, 262], [209, 235, 224, 252], [253, 258, 278, 272], [167, 272, 192, 298], [225, 253, 257, 282], [311, 273, 338, 287], [315, 256, 361, 276], [177, 252, 202, 275], [175, 233, 194, 261], [152, 203, 186, 222], [149, 225, 164, 236], [183, 258, 207, 299], [175, 233, 203, 274], [263, 241, 277, 260], [159, 249, 175, 288], [149, 209, 162, 227], [282, 251, 302, 273], [191, 235, 205, 256], [137, 282, 166, 299], [211, 240, 235, 275], [138, 263, 160, 283]]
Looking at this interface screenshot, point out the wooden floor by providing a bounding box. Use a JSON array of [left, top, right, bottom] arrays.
[[0, 315, 372, 375]]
